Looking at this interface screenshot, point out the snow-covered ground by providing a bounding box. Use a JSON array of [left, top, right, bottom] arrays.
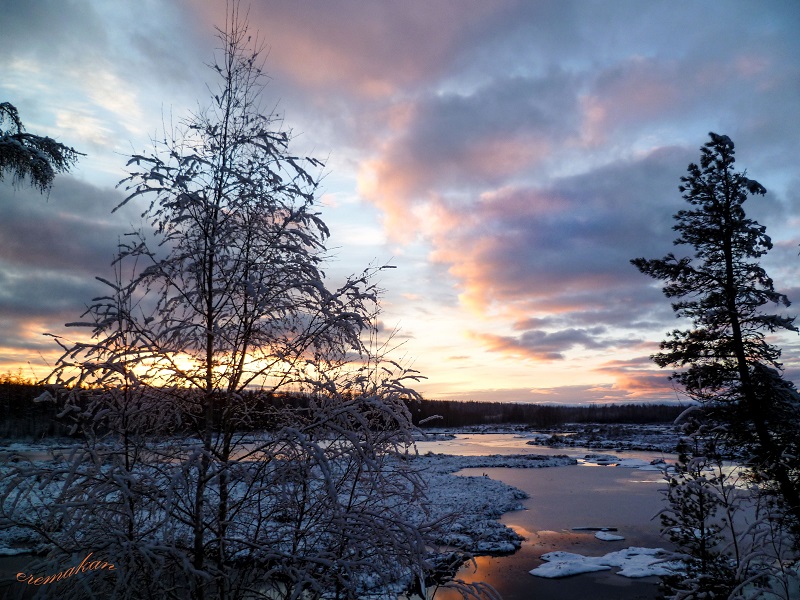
[[0, 440, 574, 558], [0, 432, 666, 560], [0, 427, 684, 598]]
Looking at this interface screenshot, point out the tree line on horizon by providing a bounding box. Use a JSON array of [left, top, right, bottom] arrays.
[[0, 376, 683, 439], [408, 397, 683, 428]]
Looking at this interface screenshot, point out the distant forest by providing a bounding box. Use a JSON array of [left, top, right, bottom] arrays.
[[408, 398, 684, 428], [0, 379, 684, 439]]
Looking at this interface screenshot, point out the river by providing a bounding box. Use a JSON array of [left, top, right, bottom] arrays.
[[418, 432, 674, 600]]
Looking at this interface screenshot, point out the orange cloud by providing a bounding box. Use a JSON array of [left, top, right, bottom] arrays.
[[593, 355, 678, 400]]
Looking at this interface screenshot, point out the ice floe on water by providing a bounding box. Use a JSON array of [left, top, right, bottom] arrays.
[[581, 453, 670, 470], [595, 530, 625, 541], [530, 547, 682, 579]]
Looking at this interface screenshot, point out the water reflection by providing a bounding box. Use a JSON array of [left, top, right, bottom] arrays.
[[415, 432, 672, 464], [423, 436, 673, 600]]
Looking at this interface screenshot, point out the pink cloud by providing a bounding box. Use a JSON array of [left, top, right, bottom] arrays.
[[468, 327, 622, 362], [190, 1, 507, 98]]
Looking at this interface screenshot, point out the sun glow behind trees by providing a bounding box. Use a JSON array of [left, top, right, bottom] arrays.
[[1, 12, 494, 600]]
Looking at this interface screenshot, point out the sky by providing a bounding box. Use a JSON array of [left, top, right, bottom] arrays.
[[1, 0, 799, 404]]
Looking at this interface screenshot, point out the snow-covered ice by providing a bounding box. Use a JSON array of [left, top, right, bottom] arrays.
[[529, 551, 612, 578], [530, 547, 682, 579], [581, 453, 670, 470], [524, 423, 681, 453], [595, 530, 625, 541], [416, 452, 575, 471]]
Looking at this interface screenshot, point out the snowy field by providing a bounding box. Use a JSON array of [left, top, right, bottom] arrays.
[[0, 441, 576, 558]]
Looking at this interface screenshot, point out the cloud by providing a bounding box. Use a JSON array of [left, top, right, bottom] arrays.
[[0, 1, 108, 64], [0, 177, 132, 273], [470, 326, 624, 361], [0, 177, 136, 368], [436, 146, 689, 314], [431, 349, 679, 404], [438, 382, 676, 405], [195, 1, 510, 98], [593, 354, 681, 401], [358, 70, 583, 234], [0, 0, 205, 167]]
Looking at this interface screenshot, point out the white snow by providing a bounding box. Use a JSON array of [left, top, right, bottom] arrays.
[[529, 552, 612, 577], [0, 447, 575, 559], [530, 547, 682, 579], [417, 452, 576, 471], [595, 530, 625, 541]]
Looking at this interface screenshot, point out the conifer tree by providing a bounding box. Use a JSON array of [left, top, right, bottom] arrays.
[[632, 132, 800, 534], [0, 102, 82, 192]]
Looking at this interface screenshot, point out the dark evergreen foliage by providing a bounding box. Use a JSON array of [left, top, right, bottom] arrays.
[[632, 133, 800, 537], [0, 102, 82, 192], [409, 398, 683, 428]]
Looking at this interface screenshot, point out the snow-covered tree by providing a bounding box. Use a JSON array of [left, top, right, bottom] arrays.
[[1, 10, 481, 600], [0, 102, 82, 193], [660, 426, 800, 600], [659, 434, 740, 599]]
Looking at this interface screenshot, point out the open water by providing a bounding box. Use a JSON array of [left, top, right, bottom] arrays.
[[421, 432, 674, 600]]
